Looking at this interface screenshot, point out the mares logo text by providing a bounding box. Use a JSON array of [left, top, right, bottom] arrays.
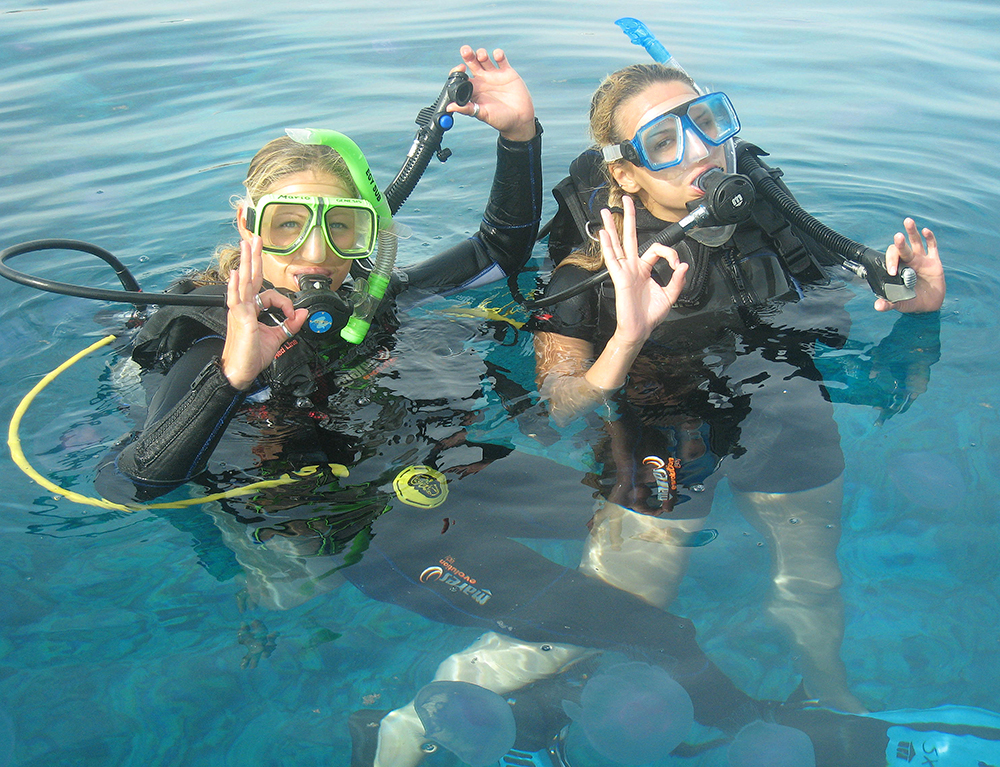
[[643, 455, 679, 502], [419, 555, 492, 605]]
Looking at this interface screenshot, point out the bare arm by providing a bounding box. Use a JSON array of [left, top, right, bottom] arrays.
[[534, 196, 688, 424]]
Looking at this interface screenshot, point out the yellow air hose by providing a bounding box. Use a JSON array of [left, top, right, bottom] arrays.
[[7, 334, 347, 513]]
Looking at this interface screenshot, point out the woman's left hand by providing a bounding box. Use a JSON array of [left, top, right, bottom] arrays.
[[448, 46, 536, 142], [221, 236, 307, 390], [603, 195, 689, 346], [875, 218, 945, 313]]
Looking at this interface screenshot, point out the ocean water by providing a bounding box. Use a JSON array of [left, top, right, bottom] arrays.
[[1, 1, 999, 765]]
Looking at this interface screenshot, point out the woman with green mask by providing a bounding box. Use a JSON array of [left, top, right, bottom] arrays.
[[96, 45, 541, 504]]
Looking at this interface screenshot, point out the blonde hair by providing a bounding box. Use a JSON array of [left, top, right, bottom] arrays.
[[198, 136, 360, 284], [561, 64, 698, 272]]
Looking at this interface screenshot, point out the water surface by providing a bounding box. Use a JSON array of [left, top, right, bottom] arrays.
[[2, 1, 999, 765]]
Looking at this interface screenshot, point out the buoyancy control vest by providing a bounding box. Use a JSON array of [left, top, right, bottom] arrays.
[[546, 146, 840, 306], [540, 148, 853, 353], [131, 274, 405, 398]]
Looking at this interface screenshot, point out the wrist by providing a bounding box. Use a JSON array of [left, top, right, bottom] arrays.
[[608, 329, 650, 353], [585, 333, 646, 392], [499, 117, 541, 144], [220, 354, 254, 391]]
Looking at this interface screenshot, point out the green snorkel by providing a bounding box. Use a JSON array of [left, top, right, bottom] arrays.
[[285, 127, 396, 345]]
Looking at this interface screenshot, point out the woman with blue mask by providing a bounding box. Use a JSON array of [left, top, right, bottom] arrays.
[[532, 62, 945, 714]]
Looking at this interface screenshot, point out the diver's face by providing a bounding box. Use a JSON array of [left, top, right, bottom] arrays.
[[239, 170, 356, 292], [612, 81, 728, 223]]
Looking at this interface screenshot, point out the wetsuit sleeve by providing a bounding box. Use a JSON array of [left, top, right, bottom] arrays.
[[528, 263, 599, 342], [402, 123, 543, 293], [95, 337, 247, 502]]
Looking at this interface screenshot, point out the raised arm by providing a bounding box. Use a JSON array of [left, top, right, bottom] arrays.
[[403, 47, 541, 292]]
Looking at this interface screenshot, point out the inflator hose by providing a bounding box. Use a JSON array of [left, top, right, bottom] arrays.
[[734, 140, 874, 263], [386, 139, 439, 216], [385, 71, 472, 214], [734, 138, 915, 303]]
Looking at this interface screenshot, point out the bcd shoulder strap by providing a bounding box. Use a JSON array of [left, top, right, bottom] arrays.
[[548, 149, 608, 264]]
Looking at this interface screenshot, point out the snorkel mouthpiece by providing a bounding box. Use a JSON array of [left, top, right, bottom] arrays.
[[286, 127, 396, 345]]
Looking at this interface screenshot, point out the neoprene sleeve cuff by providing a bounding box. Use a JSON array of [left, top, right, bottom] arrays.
[[116, 356, 246, 486], [481, 120, 543, 274]]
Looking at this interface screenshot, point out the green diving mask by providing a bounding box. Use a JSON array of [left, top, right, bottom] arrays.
[[246, 194, 377, 258], [284, 128, 397, 345], [602, 92, 740, 172]]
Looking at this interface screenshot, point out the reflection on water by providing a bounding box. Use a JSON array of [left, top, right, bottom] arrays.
[[2, 1, 1000, 765]]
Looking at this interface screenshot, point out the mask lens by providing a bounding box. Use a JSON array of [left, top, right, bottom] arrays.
[[323, 204, 376, 258], [687, 93, 739, 146], [259, 201, 315, 254], [634, 93, 740, 171], [638, 115, 682, 170]]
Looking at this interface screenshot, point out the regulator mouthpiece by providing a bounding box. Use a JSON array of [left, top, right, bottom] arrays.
[[292, 274, 352, 341], [687, 168, 756, 226]]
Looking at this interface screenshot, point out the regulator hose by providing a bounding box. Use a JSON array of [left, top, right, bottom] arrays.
[[735, 138, 916, 302], [0, 239, 221, 307]]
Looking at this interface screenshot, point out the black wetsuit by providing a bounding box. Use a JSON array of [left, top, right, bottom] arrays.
[[91, 126, 770, 733], [532, 184, 940, 515]]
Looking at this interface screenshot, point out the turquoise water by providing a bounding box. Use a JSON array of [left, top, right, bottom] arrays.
[[2, 1, 999, 765]]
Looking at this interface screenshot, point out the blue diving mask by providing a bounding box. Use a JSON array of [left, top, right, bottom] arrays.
[[601, 92, 740, 172]]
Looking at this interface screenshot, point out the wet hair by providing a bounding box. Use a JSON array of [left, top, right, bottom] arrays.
[[561, 64, 698, 271], [199, 136, 360, 284]]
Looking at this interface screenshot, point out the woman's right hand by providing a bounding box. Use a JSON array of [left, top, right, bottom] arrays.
[[601, 195, 688, 346], [448, 46, 536, 143], [221, 236, 307, 390]]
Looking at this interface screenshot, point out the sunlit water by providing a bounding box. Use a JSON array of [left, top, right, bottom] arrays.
[[1, 1, 999, 765]]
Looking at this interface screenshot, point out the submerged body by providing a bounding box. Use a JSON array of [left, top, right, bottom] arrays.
[[532, 64, 944, 714]]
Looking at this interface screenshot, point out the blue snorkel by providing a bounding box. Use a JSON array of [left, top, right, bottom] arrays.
[[285, 127, 397, 345], [614, 17, 688, 75]]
